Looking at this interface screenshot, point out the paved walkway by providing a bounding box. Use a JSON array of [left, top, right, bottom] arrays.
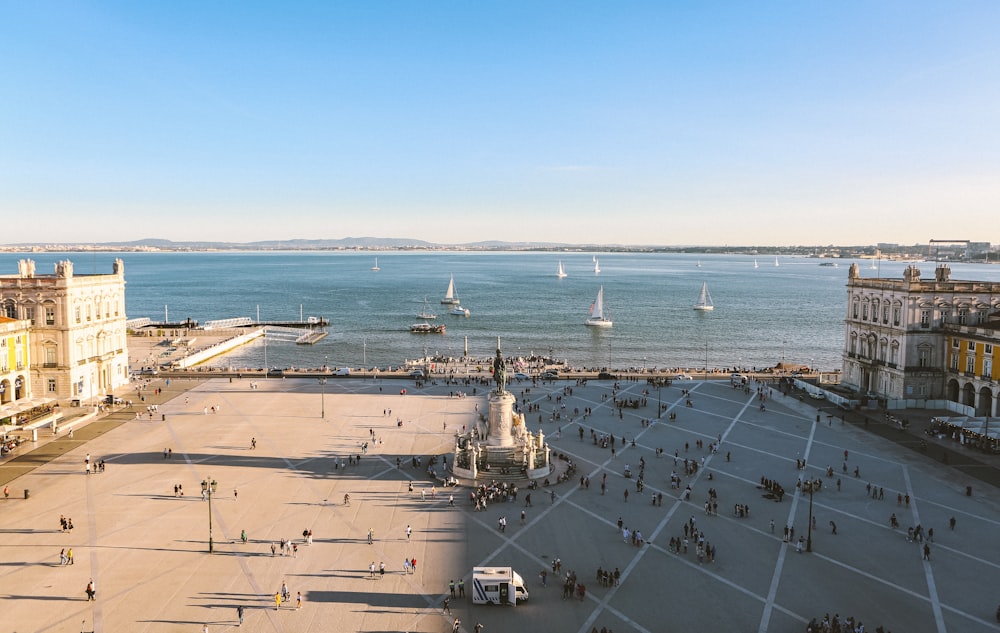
[[2, 375, 999, 633]]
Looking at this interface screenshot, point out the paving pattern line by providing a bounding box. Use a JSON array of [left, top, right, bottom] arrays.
[[758, 410, 817, 633], [904, 465, 947, 633]]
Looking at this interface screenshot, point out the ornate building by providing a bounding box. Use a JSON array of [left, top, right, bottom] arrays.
[[843, 262, 1000, 414], [0, 259, 128, 403]]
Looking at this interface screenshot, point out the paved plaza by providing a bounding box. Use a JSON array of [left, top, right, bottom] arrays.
[[3, 374, 1000, 633]]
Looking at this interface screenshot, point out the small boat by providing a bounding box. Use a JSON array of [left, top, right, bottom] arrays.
[[416, 298, 437, 320], [774, 256, 779, 267], [371, 257, 380, 272], [449, 305, 471, 317], [819, 261, 839, 267], [441, 275, 460, 304], [594, 258, 601, 274], [585, 286, 613, 327], [754, 258, 759, 269], [557, 261, 568, 278], [693, 282, 714, 311], [410, 323, 446, 334], [696, 260, 702, 268]]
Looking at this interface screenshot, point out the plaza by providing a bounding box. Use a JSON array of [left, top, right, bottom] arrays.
[[2, 373, 999, 633]]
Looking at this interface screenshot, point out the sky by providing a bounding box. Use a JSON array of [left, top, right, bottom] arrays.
[[2, 2, 999, 247]]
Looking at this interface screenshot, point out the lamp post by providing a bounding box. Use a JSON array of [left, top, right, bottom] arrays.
[[203, 477, 218, 553], [804, 479, 815, 552], [319, 377, 327, 419], [363, 338, 367, 379]]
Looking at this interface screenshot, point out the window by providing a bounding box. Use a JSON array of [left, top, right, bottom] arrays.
[[958, 310, 967, 325], [966, 357, 975, 374], [986, 344, 993, 355], [47, 379, 56, 393], [952, 338, 960, 348], [853, 301, 859, 319], [850, 337, 857, 356], [951, 353, 959, 370], [918, 349, 931, 368], [45, 306, 55, 325], [25, 306, 35, 325], [985, 359, 993, 378], [920, 311, 930, 328], [883, 306, 889, 324], [45, 347, 57, 367], [2, 301, 15, 318], [893, 307, 901, 326], [86, 305, 92, 322], [862, 303, 869, 320], [75, 307, 81, 324], [978, 311, 987, 324], [968, 341, 976, 351]]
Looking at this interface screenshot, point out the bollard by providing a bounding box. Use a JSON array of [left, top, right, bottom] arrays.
[[24, 489, 30, 499], [966, 486, 972, 497], [162, 414, 166, 422]]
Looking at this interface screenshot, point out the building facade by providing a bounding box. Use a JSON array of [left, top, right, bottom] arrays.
[[843, 262, 1000, 414], [0, 259, 128, 403], [0, 316, 32, 411]]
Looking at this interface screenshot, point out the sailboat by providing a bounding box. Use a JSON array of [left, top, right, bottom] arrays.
[[753, 259, 759, 269], [371, 257, 380, 272], [594, 258, 601, 274], [416, 298, 437, 320], [557, 261, 568, 278], [696, 260, 702, 268], [693, 282, 714, 311], [441, 275, 460, 304], [585, 286, 613, 327], [774, 256, 779, 267]]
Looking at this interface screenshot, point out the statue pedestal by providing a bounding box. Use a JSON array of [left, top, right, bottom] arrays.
[[486, 391, 516, 447]]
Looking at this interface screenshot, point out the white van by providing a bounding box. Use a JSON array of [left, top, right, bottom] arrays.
[[472, 566, 529, 605], [731, 373, 748, 387]]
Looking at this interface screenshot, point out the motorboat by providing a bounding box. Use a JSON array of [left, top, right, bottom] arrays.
[[410, 323, 446, 334]]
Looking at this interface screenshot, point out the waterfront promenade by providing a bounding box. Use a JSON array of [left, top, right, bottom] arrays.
[[2, 374, 999, 633]]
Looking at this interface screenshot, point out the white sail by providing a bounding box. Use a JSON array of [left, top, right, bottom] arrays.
[[557, 261, 567, 278], [594, 258, 601, 274], [371, 257, 380, 271], [754, 258, 759, 269], [696, 260, 702, 268], [585, 286, 613, 327], [694, 282, 714, 311], [441, 275, 459, 304], [774, 256, 779, 267]]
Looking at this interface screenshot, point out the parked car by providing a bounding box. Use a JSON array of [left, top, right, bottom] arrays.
[[513, 372, 530, 380], [266, 368, 284, 377], [409, 369, 425, 378], [541, 370, 560, 380]]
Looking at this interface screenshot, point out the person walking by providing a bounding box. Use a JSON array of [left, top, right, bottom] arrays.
[[406, 525, 411, 542], [67, 547, 74, 565], [85, 579, 96, 601], [458, 578, 465, 597], [443, 596, 451, 614], [453, 618, 461, 633], [296, 591, 302, 609], [236, 605, 244, 626], [449, 579, 456, 597], [475, 623, 484, 633], [923, 543, 931, 560], [274, 591, 281, 610]]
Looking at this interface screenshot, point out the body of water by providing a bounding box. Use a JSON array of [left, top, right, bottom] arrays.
[[4, 251, 999, 372]]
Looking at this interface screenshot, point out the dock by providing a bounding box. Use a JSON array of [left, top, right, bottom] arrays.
[[295, 330, 328, 345]]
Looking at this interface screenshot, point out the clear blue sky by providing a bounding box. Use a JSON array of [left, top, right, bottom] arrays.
[[2, 2, 998, 246]]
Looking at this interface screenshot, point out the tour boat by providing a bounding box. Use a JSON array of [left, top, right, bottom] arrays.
[[585, 286, 613, 327], [693, 282, 714, 311], [410, 323, 446, 334]]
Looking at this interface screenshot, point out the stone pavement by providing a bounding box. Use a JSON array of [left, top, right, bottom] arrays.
[[2, 375, 999, 633]]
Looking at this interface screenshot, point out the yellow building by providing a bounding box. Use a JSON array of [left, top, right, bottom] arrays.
[[0, 315, 33, 423], [947, 329, 999, 416]]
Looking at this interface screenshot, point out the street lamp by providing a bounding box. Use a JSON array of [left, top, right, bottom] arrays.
[[202, 477, 218, 553], [319, 377, 327, 419], [363, 338, 367, 379]]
